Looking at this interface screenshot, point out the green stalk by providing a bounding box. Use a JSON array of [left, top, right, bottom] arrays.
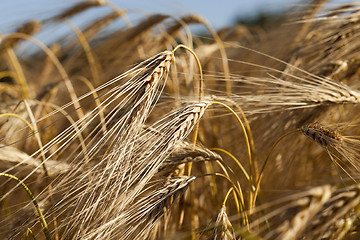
[[0, 173, 51, 240]]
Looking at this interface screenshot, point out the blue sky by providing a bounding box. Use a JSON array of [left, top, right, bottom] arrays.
[[0, 0, 353, 40], [1, 0, 354, 31], [1, 0, 303, 33]]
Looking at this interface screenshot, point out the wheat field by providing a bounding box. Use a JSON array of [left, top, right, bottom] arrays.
[[1, 1, 360, 239]]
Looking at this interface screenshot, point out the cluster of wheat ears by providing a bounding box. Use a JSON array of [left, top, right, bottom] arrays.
[[0, 0, 360, 239]]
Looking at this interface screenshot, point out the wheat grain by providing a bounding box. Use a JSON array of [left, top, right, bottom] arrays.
[[160, 142, 222, 172], [301, 122, 342, 148], [201, 206, 236, 240], [301, 122, 360, 180]]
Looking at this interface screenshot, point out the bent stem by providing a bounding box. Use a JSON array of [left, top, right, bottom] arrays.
[[72, 76, 106, 134], [198, 173, 249, 227], [26, 228, 37, 240], [3, 33, 85, 122], [222, 187, 234, 207], [172, 44, 204, 154], [172, 44, 203, 101], [0, 113, 34, 132], [172, 45, 204, 239], [67, 21, 101, 86], [200, 18, 231, 95], [23, 100, 59, 240], [0, 173, 51, 240], [23, 100, 49, 176], [213, 159, 241, 215], [253, 129, 299, 209], [211, 101, 254, 211], [1, 41, 30, 98], [214, 96, 258, 180], [211, 147, 255, 192]]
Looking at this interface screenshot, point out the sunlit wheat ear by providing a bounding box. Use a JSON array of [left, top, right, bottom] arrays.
[[132, 101, 211, 179], [159, 142, 222, 174], [44, 49, 175, 228], [224, 73, 360, 114], [127, 102, 211, 186], [301, 122, 360, 180], [246, 185, 332, 240], [123, 101, 211, 198], [301, 184, 360, 239], [78, 175, 198, 239], [201, 206, 236, 240], [103, 50, 174, 133], [68, 102, 210, 240], [0, 49, 176, 238], [46, 50, 172, 162], [127, 176, 196, 240]]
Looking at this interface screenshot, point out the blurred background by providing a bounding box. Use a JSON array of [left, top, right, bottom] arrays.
[[1, 0, 353, 53], [1, 0, 353, 33], [0, 0, 299, 30]]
